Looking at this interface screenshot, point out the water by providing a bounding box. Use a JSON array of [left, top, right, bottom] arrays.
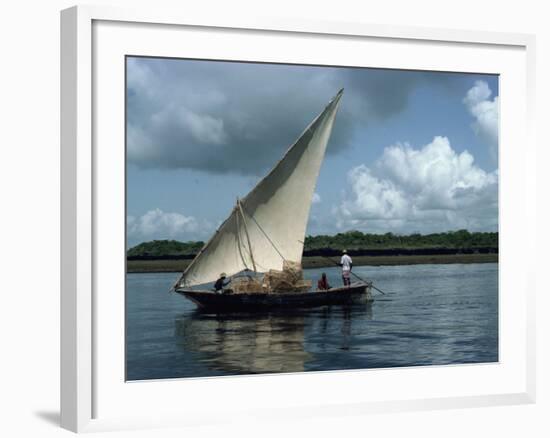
[[126, 263, 498, 380]]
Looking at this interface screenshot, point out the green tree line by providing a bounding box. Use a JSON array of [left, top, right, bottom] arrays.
[[127, 240, 204, 257], [127, 230, 498, 257], [304, 229, 498, 250]]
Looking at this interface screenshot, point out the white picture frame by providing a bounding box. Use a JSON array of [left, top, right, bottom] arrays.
[[61, 4, 536, 433]]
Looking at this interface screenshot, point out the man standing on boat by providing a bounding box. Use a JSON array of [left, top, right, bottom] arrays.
[[214, 273, 231, 293], [340, 250, 353, 286]]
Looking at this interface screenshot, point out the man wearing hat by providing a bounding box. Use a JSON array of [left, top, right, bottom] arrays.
[[340, 249, 353, 286], [214, 272, 232, 293]]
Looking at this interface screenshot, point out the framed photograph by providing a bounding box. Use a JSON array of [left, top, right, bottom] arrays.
[[61, 5, 536, 432]]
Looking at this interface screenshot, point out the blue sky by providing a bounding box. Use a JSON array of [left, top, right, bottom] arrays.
[[126, 57, 499, 247]]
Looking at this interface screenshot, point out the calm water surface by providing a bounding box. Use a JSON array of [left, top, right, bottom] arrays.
[[126, 263, 498, 380]]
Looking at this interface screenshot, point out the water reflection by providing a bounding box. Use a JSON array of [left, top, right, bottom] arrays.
[[174, 303, 373, 375]]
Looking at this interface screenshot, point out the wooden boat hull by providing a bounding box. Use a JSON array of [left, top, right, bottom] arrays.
[[175, 282, 371, 312]]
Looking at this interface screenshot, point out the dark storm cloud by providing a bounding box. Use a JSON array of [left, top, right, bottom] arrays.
[[126, 58, 460, 175], [342, 69, 420, 118]]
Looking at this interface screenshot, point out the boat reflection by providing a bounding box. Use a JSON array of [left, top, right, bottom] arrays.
[[175, 310, 311, 374], [174, 303, 373, 375]]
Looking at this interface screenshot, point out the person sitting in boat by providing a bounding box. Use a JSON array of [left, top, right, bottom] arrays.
[[317, 272, 331, 290], [340, 249, 353, 286], [214, 273, 231, 293]]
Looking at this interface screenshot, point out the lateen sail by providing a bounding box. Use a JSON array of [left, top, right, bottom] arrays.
[[176, 90, 343, 288]]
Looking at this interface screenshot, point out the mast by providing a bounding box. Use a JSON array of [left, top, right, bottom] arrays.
[[237, 198, 257, 272]]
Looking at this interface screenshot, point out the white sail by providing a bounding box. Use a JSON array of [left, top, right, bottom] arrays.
[[177, 90, 343, 287]]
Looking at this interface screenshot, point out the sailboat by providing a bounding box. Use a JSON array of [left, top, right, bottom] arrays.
[[173, 89, 373, 311]]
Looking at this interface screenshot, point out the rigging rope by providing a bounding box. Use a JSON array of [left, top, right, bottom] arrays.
[[240, 204, 286, 261]]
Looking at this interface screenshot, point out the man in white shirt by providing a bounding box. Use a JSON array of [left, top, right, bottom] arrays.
[[340, 249, 353, 286]]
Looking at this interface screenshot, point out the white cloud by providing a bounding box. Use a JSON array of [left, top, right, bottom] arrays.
[[127, 209, 212, 242], [336, 136, 498, 233], [463, 80, 499, 160], [178, 109, 227, 145]]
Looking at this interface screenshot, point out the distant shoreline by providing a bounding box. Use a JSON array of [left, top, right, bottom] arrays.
[[126, 253, 498, 273]]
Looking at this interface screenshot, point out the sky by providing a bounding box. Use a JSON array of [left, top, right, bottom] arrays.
[[126, 56, 499, 248]]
